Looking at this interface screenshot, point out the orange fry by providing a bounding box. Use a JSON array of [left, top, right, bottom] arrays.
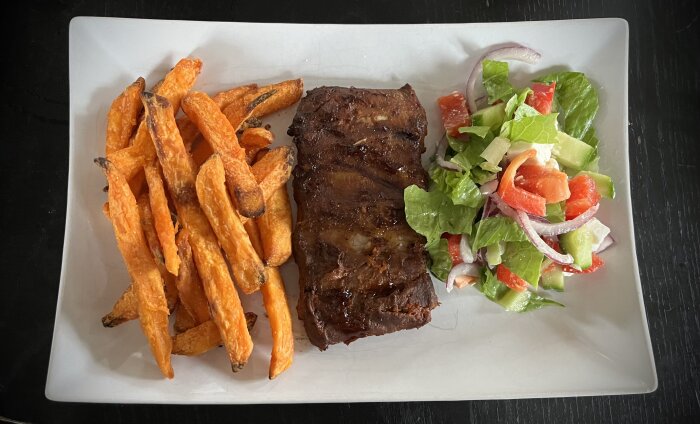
[[106, 77, 145, 155], [196, 155, 266, 294], [96, 158, 173, 379], [142, 91, 253, 371], [223, 79, 303, 131], [245, 219, 294, 379], [241, 127, 274, 164], [182, 91, 265, 218], [175, 230, 210, 324], [256, 186, 293, 267], [251, 146, 295, 202], [108, 58, 202, 182], [172, 313, 258, 356], [101, 284, 138, 327], [174, 303, 197, 334], [144, 161, 180, 276]]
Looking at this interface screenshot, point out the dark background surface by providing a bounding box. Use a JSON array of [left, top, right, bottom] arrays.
[[1, 0, 698, 423]]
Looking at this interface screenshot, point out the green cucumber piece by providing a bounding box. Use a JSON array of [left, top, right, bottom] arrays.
[[486, 242, 505, 267], [560, 227, 593, 270], [472, 103, 506, 132], [553, 131, 594, 170], [578, 171, 615, 199], [496, 289, 531, 311], [541, 265, 565, 291]]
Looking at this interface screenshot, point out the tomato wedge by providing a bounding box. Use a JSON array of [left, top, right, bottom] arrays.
[[566, 174, 601, 220], [445, 233, 463, 266], [562, 254, 604, 274], [497, 149, 547, 216], [496, 264, 528, 292], [515, 164, 571, 204], [437, 91, 471, 137], [526, 82, 556, 115]]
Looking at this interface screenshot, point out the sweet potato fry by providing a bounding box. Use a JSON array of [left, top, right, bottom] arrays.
[[101, 284, 138, 327], [178, 84, 259, 151], [245, 219, 294, 379], [144, 161, 180, 276], [241, 127, 274, 164], [251, 146, 295, 202], [96, 157, 173, 379], [108, 58, 202, 182], [142, 91, 253, 371], [223, 79, 303, 131], [139, 195, 179, 310], [172, 313, 257, 356], [182, 91, 265, 218], [174, 303, 197, 334], [256, 186, 293, 266], [261, 267, 294, 379], [175, 230, 210, 324], [191, 138, 214, 169], [195, 155, 266, 294], [106, 77, 145, 155]]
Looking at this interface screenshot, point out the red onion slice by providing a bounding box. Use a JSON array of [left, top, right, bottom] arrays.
[[489, 193, 518, 219], [595, 235, 615, 253], [447, 262, 481, 292], [479, 179, 499, 195], [465, 45, 542, 113], [436, 134, 462, 171], [459, 235, 475, 264], [515, 210, 574, 265], [529, 204, 599, 236]]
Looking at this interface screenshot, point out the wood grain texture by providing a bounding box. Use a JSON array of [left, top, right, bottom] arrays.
[[1, 0, 698, 423]]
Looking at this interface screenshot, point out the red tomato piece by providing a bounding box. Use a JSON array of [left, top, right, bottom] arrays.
[[445, 233, 463, 266], [437, 91, 471, 137], [496, 264, 528, 292], [526, 82, 556, 115], [562, 254, 604, 274], [497, 149, 547, 216], [515, 164, 571, 204], [565, 175, 601, 220]]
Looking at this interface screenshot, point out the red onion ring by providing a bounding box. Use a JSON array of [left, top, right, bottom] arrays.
[[515, 210, 574, 265], [528, 204, 599, 236], [436, 134, 462, 171], [459, 235, 475, 264], [465, 44, 542, 113], [595, 235, 615, 253], [447, 262, 481, 292], [479, 179, 499, 195]]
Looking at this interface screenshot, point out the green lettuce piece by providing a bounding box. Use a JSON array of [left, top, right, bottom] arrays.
[[471, 167, 497, 185], [508, 113, 559, 143], [458, 125, 492, 138], [502, 241, 544, 288], [471, 216, 528, 251], [514, 103, 540, 119], [504, 88, 532, 121], [522, 294, 565, 312], [482, 60, 515, 103], [536, 71, 599, 141], [429, 166, 483, 208], [446, 134, 468, 153], [477, 268, 509, 301], [427, 238, 452, 281], [449, 150, 473, 170], [404, 185, 478, 247]]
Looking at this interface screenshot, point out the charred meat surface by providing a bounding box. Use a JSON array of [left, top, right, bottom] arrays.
[[288, 85, 438, 350]]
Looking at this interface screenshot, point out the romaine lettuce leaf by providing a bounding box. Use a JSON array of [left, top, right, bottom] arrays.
[[404, 185, 478, 247], [429, 166, 483, 208], [504, 88, 533, 121], [546, 202, 565, 223], [427, 238, 452, 281], [536, 71, 599, 142], [477, 268, 509, 301], [458, 125, 492, 138], [502, 241, 544, 287], [471, 216, 528, 251], [482, 60, 515, 104], [508, 113, 559, 143]]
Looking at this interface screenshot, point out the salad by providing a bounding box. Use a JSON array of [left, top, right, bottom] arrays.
[[404, 45, 615, 312]]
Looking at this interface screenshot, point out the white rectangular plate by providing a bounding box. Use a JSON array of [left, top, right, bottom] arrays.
[[48, 17, 656, 403]]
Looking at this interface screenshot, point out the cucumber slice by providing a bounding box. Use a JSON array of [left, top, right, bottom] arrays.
[[578, 171, 615, 199], [486, 242, 505, 267], [496, 289, 531, 311], [560, 227, 593, 270], [472, 103, 506, 132], [541, 265, 565, 291], [553, 131, 594, 170]]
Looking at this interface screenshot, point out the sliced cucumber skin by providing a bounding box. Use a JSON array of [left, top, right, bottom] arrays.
[[560, 227, 593, 270]]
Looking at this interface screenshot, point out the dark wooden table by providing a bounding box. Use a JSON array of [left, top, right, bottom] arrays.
[[1, 0, 698, 422]]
